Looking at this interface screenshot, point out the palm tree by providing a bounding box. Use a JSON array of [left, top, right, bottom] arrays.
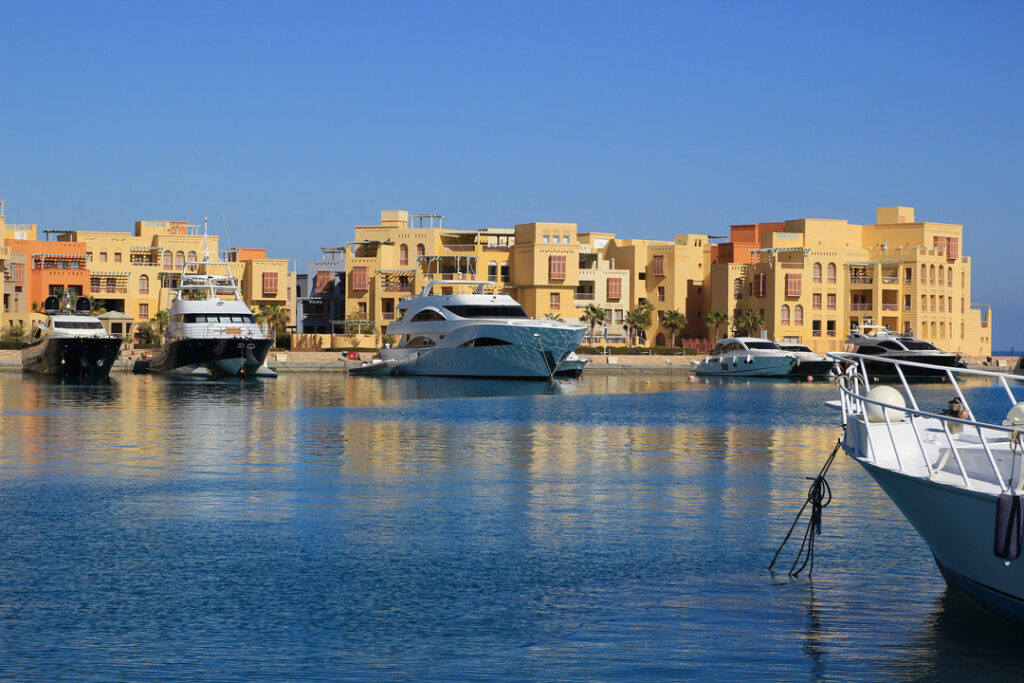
[[706, 310, 729, 340], [661, 309, 687, 348], [624, 301, 654, 347], [733, 309, 765, 337], [581, 303, 605, 343], [151, 309, 169, 336], [87, 296, 107, 315], [256, 304, 288, 346]]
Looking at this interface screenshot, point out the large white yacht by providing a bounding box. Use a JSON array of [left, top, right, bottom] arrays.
[[380, 280, 585, 379], [146, 224, 276, 377], [694, 337, 797, 377], [22, 294, 122, 378], [829, 351, 1024, 623]]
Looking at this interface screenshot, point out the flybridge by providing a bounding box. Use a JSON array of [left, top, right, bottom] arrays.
[[418, 280, 498, 297]]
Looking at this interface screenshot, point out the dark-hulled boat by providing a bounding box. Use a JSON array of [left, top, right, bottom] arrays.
[[844, 325, 965, 379], [22, 295, 122, 378]]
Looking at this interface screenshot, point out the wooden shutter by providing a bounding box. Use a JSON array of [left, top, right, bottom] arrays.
[[549, 255, 566, 280], [652, 254, 666, 277], [785, 273, 801, 298], [607, 277, 622, 300], [315, 270, 333, 294], [352, 267, 368, 290], [263, 271, 279, 296]]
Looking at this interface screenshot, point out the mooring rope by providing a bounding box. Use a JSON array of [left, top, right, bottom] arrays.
[[769, 437, 842, 577]]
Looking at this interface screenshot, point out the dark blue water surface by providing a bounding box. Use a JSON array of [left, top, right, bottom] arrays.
[[2, 370, 1024, 681]]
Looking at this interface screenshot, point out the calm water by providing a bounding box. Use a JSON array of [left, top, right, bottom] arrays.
[[1, 369, 1023, 681]]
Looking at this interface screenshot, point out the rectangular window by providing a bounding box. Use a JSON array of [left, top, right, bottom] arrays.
[[86, 252, 93, 262], [549, 255, 566, 280], [930, 295, 936, 311], [114, 252, 122, 263], [905, 267, 912, 283], [904, 294, 911, 310], [262, 271, 279, 296], [357, 302, 367, 315], [351, 267, 368, 290], [550, 292, 560, 310], [812, 320, 821, 337], [542, 235, 550, 244], [90, 277, 100, 291], [826, 320, 836, 337], [812, 293, 821, 310], [658, 286, 665, 302], [100, 252, 107, 262], [615, 309, 624, 324], [947, 237, 959, 260], [315, 270, 333, 294], [606, 277, 622, 300], [138, 303, 149, 320], [651, 254, 666, 277], [827, 293, 836, 310], [934, 235, 947, 253], [785, 273, 801, 298], [11, 263, 25, 286], [754, 272, 767, 297]]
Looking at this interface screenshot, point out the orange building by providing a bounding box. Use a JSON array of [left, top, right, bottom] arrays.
[[5, 238, 91, 325]]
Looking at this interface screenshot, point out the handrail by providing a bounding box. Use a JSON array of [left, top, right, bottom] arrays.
[[829, 351, 1023, 493]]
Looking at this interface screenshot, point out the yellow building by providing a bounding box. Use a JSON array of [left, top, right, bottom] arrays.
[[711, 207, 991, 357], [226, 248, 295, 328], [575, 232, 632, 343], [507, 221, 579, 319]]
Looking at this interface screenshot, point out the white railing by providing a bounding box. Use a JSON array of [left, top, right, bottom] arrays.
[[169, 323, 267, 341], [830, 351, 1022, 492]]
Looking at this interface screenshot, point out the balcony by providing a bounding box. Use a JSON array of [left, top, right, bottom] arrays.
[[881, 277, 899, 285], [574, 292, 595, 301], [381, 311, 395, 320], [850, 303, 873, 311], [849, 276, 873, 285], [881, 303, 899, 311]]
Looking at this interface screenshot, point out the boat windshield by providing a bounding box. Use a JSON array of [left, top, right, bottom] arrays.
[[745, 341, 781, 350], [53, 320, 105, 330], [442, 305, 528, 319], [900, 339, 939, 351]]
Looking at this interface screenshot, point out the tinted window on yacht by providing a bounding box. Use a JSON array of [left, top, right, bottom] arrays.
[[901, 340, 939, 351], [878, 341, 904, 351], [184, 314, 255, 324], [411, 309, 446, 322], [857, 345, 885, 355], [54, 320, 104, 329], [781, 345, 813, 353], [407, 336, 436, 347], [745, 341, 780, 350], [443, 305, 528, 318], [458, 337, 511, 348]]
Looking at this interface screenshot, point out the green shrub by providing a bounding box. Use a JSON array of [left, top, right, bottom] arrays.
[[0, 324, 29, 349]]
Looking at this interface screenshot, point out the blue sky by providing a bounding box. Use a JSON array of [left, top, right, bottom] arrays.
[[2, 1, 1021, 347]]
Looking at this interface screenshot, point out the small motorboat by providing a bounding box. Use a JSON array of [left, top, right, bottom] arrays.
[[348, 359, 399, 376]]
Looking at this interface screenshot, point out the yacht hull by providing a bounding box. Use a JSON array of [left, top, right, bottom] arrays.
[[149, 337, 273, 377], [788, 359, 835, 378], [382, 325, 584, 379], [853, 454, 1024, 623], [695, 355, 796, 377], [21, 337, 121, 379], [861, 354, 962, 379]]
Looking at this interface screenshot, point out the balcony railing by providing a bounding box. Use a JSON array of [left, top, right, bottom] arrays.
[[881, 277, 899, 284], [381, 312, 395, 320], [881, 303, 899, 311], [850, 276, 873, 284], [850, 303, 873, 311], [574, 292, 595, 300]]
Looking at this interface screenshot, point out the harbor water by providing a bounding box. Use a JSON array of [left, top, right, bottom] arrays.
[[1, 371, 1023, 680]]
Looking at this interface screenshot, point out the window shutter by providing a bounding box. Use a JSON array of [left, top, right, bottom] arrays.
[[785, 273, 801, 298], [652, 254, 665, 277], [263, 271, 279, 296], [352, 267, 368, 290], [549, 255, 566, 280], [607, 277, 621, 300], [315, 270, 333, 294]]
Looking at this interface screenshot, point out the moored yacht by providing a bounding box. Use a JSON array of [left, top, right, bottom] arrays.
[[845, 325, 964, 379], [694, 337, 797, 377], [22, 294, 122, 378], [777, 343, 835, 378], [380, 280, 585, 379], [145, 223, 276, 377], [829, 351, 1024, 623]]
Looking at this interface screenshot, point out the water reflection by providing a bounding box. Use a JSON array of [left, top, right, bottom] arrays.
[[0, 371, 1011, 679]]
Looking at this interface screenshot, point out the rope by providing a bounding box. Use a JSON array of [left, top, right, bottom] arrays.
[[769, 437, 841, 577]]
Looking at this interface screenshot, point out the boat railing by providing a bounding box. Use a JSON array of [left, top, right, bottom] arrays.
[[828, 351, 1024, 493], [168, 322, 267, 341]]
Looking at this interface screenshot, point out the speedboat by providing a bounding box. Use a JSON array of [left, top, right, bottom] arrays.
[[777, 343, 834, 378], [22, 294, 122, 378], [554, 351, 590, 378], [829, 351, 1024, 623], [145, 224, 275, 378], [348, 358, 399, 376], [380, 280, 586, 379], [844, 325, 965, 379], [694, 337, 797, 377]]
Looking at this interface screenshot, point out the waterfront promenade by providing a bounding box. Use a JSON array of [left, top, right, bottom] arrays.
[[0, 349, 1011, 374]]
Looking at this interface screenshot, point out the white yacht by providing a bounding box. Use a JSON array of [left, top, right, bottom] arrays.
[[777, 343, 835, 378], [845, 325, 964, 379], [829, 351, 1024, 623], [380, 280, 586, 379], [694, 337, 797, 377], [146, 223, 276, 377], [22, 294, 122, 378]]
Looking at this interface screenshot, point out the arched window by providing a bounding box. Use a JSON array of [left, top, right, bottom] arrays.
[[929, 265, 935, 283], [780, 304, 790, 325], [827, 263, 836, 284], [400, 244, 408, 266], [921, 264, 927, 284], [487, 261, 498, 282], [188, 250, 196, 263], [947, 267, 953, 286], [812, 263, 822, 283], [500, 261, 510, 282], [163, 250, 172, 269], [175, 251, 185, 269], [416, 243, 425, 257], [938, 265, 944, 285], [794, 304, 804, 325], [139, 274, 149, 294], [733, 278, 743, 299]]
